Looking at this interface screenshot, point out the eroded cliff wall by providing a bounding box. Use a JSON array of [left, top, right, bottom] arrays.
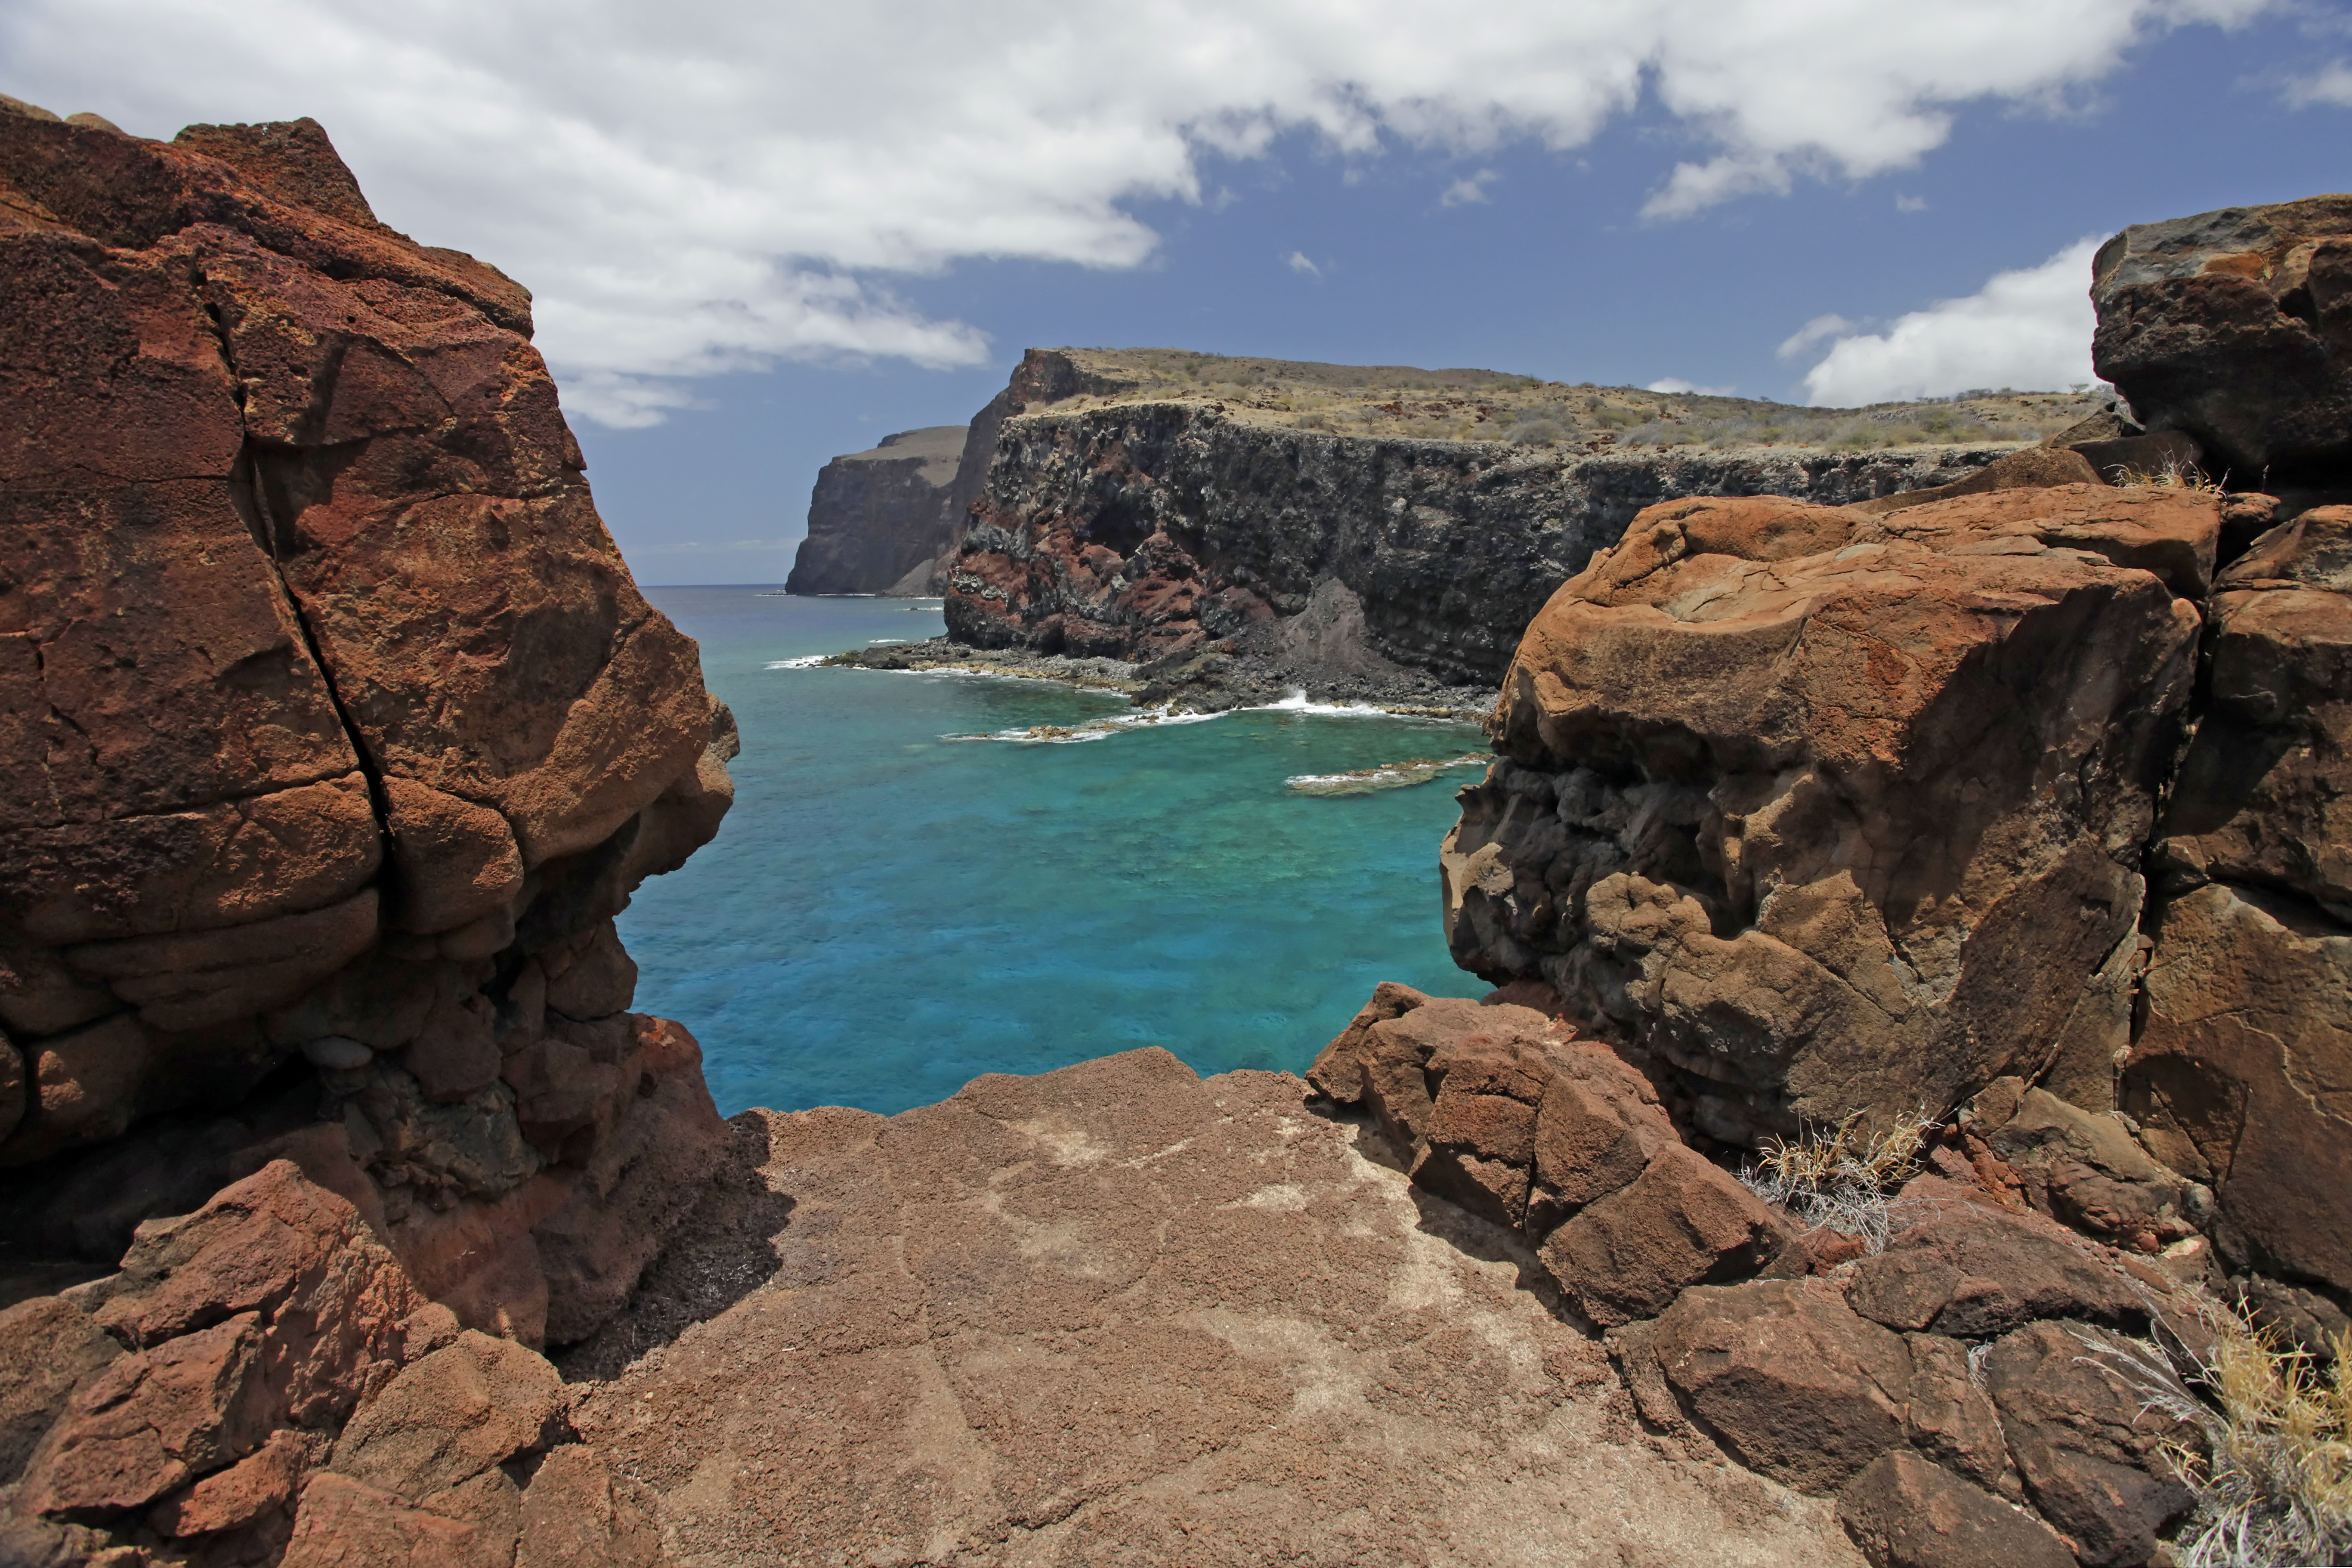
[[945, 401, 2031, 685], [782, 424, 962, 596]]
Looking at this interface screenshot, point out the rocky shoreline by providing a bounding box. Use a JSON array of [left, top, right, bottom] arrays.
[[3, 93, 2350, 1568]]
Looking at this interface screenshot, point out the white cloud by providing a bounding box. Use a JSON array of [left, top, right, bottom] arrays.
[[1895, 193, 1929, 212], [1776, 314, 1858, 359], [1796, 237, 2105, 405], [1286, 251, 1323, 277], [1647, 377, 1737, 395], [1441, 169, 1498, 206], [0, 0, 2272, 423], [2284, 61, 2352, 107]]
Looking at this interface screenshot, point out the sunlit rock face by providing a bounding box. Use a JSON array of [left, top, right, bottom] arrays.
[[1444, 487, 2213, 1144]]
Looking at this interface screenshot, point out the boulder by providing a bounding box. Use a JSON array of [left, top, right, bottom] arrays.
[[2157, 505, 2352, 910], [329, 1330, 568, 1502], [0, 1296, 119, 1484], [1450, 487, 2202, 1143], [1978, 1320, 2199, 1568], [1536, 1143, 1793, 1327], [1640, 1276, 1914, 1494], [2092, 195, 2352, 484], [1835, 1449, 2073, 1568], [1971, 1087, 2193, 1250]]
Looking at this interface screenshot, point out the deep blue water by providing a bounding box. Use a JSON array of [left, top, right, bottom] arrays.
[[621, 588, 1491, 1116]]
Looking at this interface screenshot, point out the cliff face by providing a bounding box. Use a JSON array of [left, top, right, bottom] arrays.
[[0, 106, 733, 1346], [946, 402, 2025, 685], [782, 425, 962, 596]]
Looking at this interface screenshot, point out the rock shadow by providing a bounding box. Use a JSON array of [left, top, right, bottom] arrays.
[[552, 1113, 796, 1382]]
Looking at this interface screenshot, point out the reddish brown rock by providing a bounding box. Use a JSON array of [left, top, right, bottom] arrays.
[[329, 1330, 567, 1502], [1978, 1320, 2198, 1568], [0, 1295, 119, 1483], [2125, 881, 2352, 1291], [18, 1311, 274, 1519], [513, 1444, 662, 1568], [1640, 1276, 1913, 1494], [279, 1472, 484, 1568], [0, 104, 731, 1223], [1845, 1200, 2145, 1340], [1836, 1450, 2073, 1568], [2092, 195, 2352, 483], [1539, 1144, 1793, 1327], [147, 1427, 310, 1539], [1449, 486, 2201, 1143]]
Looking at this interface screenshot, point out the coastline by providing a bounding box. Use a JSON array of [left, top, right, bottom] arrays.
[[822, 634, 1497, 720]]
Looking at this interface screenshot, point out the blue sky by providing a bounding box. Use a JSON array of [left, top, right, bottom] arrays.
[[9, 0, 2348, 581]]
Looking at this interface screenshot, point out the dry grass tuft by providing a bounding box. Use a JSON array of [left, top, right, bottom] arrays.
[[2089, 1304, 2352, 1567], [2116, 458, 2227, 494], [1738, 1108, 1933, 1253]]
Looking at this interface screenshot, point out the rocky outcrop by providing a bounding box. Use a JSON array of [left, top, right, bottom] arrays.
[[0, 1159, 670, 1568], [1442, 486, 2211, 1143], [946, 408, 2037, 688], [567, 1045, 1865, 1567], [2093, 195, 2352, 486], [0, 105, 732, 1349], [782, 425, 963, 596]]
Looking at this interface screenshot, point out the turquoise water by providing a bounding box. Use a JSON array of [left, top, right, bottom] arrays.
[[622, 588, 1492, 1116]]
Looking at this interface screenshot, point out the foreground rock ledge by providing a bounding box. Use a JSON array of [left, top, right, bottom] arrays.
[[576, 1047, 1859, 1567]]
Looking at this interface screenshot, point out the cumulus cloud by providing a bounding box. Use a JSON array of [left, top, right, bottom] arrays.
[[1795, 238, 2105, 405], [1647, 377, 1736, 395], [0, 0, 2269, 422], [2284, 61, 2352, 107], [1286, 251, 1323, 277]]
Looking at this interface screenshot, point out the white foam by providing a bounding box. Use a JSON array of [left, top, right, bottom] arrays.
[[943, 705, 1230, 745], [867, 638, 908, 645], [1249, 690, 1403, 718], [766, 654, 830, 669]]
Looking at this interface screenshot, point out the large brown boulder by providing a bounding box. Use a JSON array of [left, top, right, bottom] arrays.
[[1447, 488, 2206, 1143], [2092, 195, 2352, 484], [0, 105, 732, 1342]]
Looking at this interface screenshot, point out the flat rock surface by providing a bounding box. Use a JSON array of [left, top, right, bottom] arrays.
[[575, 1048, 1861, 1567]]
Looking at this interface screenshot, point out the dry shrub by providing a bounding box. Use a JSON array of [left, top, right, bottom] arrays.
[[1738, 1108, 1932, 1253], [2089, 1304, 2352, 1567]]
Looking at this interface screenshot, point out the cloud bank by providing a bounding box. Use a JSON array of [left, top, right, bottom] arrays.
[[1796, 238, 2106, 405], [0, 0, 2266, 423]]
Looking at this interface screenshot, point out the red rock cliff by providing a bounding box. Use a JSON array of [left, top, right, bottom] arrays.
[[0, 106, 736, 1349]]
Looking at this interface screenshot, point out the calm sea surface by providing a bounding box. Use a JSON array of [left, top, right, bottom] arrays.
[[623, 588, 1491, 1116]]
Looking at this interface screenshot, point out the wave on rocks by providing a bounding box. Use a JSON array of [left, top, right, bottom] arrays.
[[942, 705, 1229, 745], [1287, 753, 1490, 795]]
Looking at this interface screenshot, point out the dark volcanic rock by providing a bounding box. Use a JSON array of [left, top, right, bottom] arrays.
[[1836, 1450, 2073, 1568], [2092, 195, 2352, 485], [946, 402, 2029, 688], [783, 424, 964, 596]]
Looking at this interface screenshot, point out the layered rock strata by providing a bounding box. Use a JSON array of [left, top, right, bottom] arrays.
[[0, 106, 733, 1348]]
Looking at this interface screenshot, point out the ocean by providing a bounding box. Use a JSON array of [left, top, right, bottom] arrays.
[[622, 588, 1494, 1116]]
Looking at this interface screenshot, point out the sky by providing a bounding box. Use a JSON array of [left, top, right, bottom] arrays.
[[9, 0, 2349, 582]]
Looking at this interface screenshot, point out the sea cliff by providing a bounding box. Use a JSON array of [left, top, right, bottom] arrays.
[[3, 93, 2349, 1568]]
